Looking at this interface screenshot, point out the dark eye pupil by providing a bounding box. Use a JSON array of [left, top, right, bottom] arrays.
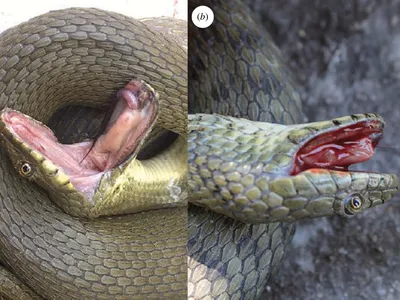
[[22, 164, 30, 173], [353, 198, 360, 207]]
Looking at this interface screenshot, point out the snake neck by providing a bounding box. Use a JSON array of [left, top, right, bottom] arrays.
[[90, 136, 188, 218]]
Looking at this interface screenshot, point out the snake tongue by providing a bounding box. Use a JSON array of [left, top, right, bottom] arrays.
[[291, 120, 383, 175]]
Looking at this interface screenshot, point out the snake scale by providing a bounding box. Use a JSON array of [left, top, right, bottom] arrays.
[[0, 8, 187, 300], [0, 1, 398, 299]]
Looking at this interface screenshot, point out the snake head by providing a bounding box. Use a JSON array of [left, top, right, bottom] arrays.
[[188, 113, 399, 223], [265, 113, 399, 222], [0, 80, 159, 217]]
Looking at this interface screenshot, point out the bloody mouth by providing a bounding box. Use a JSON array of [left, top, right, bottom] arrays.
[[291, 120, 383, 176]]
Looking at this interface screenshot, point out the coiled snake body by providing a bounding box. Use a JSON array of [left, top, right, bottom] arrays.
[[0, 2, 398, 300], [0, 8, 187, 300]]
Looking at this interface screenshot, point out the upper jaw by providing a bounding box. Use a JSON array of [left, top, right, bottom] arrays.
[[304, 169, 398, 214], [287, 113, 384, 145]]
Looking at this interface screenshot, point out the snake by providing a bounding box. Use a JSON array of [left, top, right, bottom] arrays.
[[0, 2, 398, 300], [0, 8, 188, 300], [187, 0, 399, 299]]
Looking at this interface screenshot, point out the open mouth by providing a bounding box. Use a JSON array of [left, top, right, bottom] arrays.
[[0, 80, 158, 197], [291, 119, 383, 175]]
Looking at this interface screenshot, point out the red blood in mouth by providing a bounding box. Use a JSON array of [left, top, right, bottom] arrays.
[[291, 120, 383, 175]]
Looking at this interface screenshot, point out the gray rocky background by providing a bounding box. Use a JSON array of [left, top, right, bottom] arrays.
[[243, 0, 400, 299]]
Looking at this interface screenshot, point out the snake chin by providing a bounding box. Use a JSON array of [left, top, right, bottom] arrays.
[[0, 80, 158, 200]]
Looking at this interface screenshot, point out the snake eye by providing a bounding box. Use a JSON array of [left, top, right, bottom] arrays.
[[350, 196, 362, 209], [344, 193, 364, 215], [18, 162, 33, 177]]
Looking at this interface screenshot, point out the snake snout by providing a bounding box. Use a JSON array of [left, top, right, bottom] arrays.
[[333, 172, 400, 217]]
